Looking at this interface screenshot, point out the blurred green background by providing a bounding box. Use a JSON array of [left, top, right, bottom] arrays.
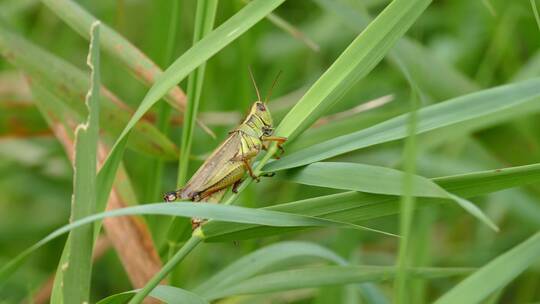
[[1, 0, 540, 303]]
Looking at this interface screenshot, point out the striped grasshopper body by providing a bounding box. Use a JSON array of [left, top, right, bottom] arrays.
[[164, 74, 286, 227], [164, 101, 286, 204]]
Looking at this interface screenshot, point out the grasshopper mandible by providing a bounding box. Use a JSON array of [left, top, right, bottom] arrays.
[[163, 71, 287, 220]]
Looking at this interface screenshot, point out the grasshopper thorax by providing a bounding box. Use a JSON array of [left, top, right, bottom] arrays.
[[237, 101, 274, 138]]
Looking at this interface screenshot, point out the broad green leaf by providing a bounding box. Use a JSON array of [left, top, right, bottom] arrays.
[[194, 241, 347, 296], [203, 163, 540, 241], [265, 78, 540, 172], [97, 285, 208, 304], [0, 203, 389, 284], [434, 231, 540, 304], [274, 0, 432, 141], [0, 22, 178, 159], [60, 22, 100, 304], [204, 266, 472, 300], [286, 162, 497, 230], [286, 162, 449, 198]]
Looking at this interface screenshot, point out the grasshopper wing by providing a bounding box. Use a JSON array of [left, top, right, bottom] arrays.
[[180, 132, 242, 199]]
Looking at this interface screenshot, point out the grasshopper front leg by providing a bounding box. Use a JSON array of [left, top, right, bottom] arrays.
[[262, 136, 287, 158]]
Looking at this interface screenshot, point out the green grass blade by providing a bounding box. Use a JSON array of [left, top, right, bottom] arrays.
[[203, 266, 471, 300], [96, 285, 209, 304], [60, 22, 100, 304], [0, 202, 390, 284], [286, 162, 497, 230], [203, 163, 540, 241], [434, 231, 540, 304], [265, 78, 540, 172], [286, 162, 448, 198], [273, 0, 432, 142], [194, 241, 347, 296], [395, 71, 420, 304], [167, 0, 219, 250], [177, 0, 218, 186]]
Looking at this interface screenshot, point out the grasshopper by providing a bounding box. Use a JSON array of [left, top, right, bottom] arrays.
[[163, 72, 286, 226]]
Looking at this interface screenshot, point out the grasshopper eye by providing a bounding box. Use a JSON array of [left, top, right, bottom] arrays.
[[256, 103, 266, 111]]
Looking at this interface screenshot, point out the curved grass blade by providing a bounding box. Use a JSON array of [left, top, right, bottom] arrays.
[[273, 0, 432, 142], [203, 163, 540, 241], [286, 162, 497, 230], [177, 0, 218, 186], [60, 22, 100, 304], [434, 231, 540, 304], [204, 266, 472, 300], [97, 285, 208, 304], [0, 203, 389, 285], [265, 78, 540, 172], [194, 241, 347, 296]]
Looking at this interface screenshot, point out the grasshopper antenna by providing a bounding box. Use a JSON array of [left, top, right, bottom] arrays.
[[265, 70, 282, 103], [248, 67, 262, 101]]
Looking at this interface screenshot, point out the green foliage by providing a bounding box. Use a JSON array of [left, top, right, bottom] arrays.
[[1, 0, 540, 303]]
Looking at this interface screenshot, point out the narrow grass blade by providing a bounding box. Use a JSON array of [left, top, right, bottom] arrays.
[[273, 0, 432, 142], [203, 163, 540, 241], [204, 266, 472, 300], [286, 162, 497, 231], [265, 78, 540, 172], [177, 0, 218, 186], [0, 202, 389, 284], [61, 22, 100, 303], [97, 285, 208, 304], [168, 0, 219, 283], [434, 231, 540, 304], [194, 241, 347, 296]]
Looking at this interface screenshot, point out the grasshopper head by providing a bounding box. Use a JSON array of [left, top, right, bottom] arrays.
[[251, 101, 273, 134]]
